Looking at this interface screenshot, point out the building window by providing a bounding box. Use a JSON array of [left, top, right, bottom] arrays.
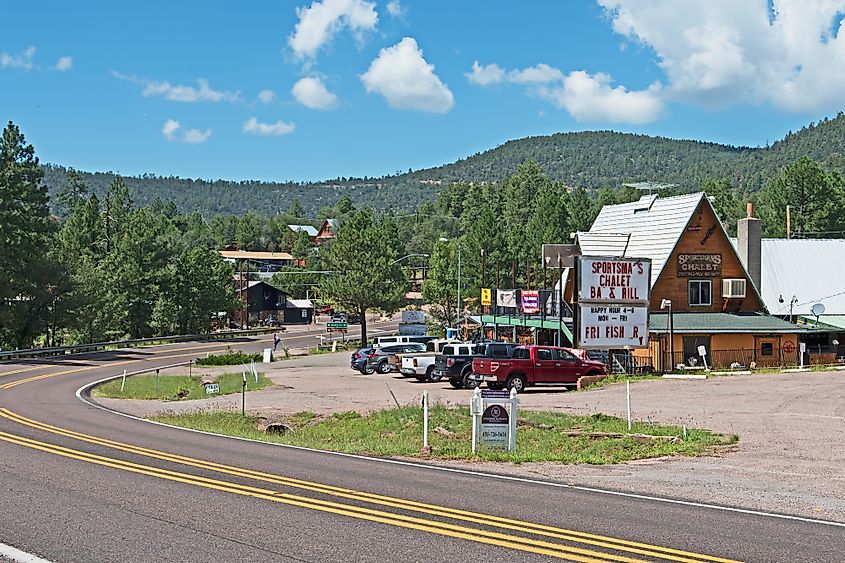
[[761, 342, 774, 356], [688, 280, 712, 306]]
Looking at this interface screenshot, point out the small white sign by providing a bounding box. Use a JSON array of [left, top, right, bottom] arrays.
[[578, 304, 648, 349], [698, 345, 707, 357], [799, 342, 807, 354], [205, 383, 220, 395], [262, 348, 273, 363], [480, 404, 510, 450], [401, 310, 425, 324], [579, 257, 651, 304]]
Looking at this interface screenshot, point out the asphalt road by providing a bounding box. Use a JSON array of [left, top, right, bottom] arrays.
[[0, 327, 842, 563]]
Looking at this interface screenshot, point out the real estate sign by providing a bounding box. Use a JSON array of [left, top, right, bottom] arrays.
[[576, 256, 651, 350]]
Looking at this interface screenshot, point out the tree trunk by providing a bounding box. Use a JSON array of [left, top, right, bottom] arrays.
[[360, 308, 367, 345]]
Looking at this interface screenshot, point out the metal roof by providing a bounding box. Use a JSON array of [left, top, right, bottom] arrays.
[[730, 238, 845, 317], [578, 192, 704, 285], [288, 224, 319, 237], [649, 312, 812, 334], [219, 250, 293, 261], [798, 315, 845, 331]]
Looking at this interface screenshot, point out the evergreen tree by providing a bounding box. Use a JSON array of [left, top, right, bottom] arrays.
[[422, 239, 459, 329], [566, 186, 597, 233], [288, 197, 304, 218], [702, 178, 743, 235], [319, 210, 407, 343]]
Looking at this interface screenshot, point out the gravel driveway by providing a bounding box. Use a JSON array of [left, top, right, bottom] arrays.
[[96, 351, 845, 523]]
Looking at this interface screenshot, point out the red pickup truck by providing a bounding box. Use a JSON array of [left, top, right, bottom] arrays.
[[472, 345, 606, 393]]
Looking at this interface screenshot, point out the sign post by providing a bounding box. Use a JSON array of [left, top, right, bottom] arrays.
[[698, 345, 709, 371], [800, 342, 806, 369], [576, 257, 651, 350], [470, 387, 519, 453]]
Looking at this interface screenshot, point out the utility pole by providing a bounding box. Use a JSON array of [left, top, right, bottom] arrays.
[[786, 205, 791, 239], [557, 254, 563, 347], [457, 243, 462, 331]]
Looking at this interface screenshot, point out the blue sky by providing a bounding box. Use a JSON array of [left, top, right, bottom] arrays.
[[3, 1, 844, 182]]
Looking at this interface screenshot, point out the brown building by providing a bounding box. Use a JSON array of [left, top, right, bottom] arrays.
[[576, 192, 809, 370]]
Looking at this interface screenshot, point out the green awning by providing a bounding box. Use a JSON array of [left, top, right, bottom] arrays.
[[480, 315, 573, 341], [649, 312, 816, 334]]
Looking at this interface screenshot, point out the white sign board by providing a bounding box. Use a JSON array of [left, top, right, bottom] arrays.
[[579, 257, 650, 303], [799, 342, 806, 354], [480, 404, 510, 450], [262, 348, 273, 363], [205, 383, 220, 395], [698, 345, 707, 357], [578, 304, 648, 349], [401, 310, 425, 324]]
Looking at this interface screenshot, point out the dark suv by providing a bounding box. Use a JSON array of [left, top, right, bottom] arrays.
[[431, 343, 482, 385]]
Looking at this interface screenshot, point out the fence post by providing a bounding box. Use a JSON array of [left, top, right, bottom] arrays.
[[423, 390, 429, 451], [155, 369, 160, 398], [626, 380, 632, 431], [120, 370, 127, 392]]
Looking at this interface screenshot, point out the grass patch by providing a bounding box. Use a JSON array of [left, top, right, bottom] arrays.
[[150, 406, 729, 464], [93, 372, 272, 401], [578, 373, 662, 391], [194, 350, 261, 366]]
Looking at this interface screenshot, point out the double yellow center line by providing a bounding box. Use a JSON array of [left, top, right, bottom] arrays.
[[0, 408, 739, 563]]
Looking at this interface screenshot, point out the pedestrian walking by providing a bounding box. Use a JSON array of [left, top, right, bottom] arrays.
[[273, 332, 281, 351]]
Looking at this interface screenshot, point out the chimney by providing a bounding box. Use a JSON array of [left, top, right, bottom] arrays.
[[737, 202, 762, 291]]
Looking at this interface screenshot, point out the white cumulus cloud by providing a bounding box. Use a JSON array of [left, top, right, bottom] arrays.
[[54, 56, 73, 71], [507, 63, 564, 84], [162, 119, 212, 143], [112, 72, 239, 103], [292, 77, 339, 110], [360, 37, 454, 113], [598, 0, 845, 112], [538, 71, 664, 124], [258, 89, 277, 103], [288, 0, 378, 60], [386, 0, 404, 18], [465, 61, 505, 85], [1, 46, 36, 70], [182, 128, 212, 144], [243, 117, 296, 136], [162, 119, 180, 140]]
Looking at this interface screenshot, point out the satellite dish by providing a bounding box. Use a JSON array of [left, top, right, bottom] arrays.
[[811, 303, 826, 317]]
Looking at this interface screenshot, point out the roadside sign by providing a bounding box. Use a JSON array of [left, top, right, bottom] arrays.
[[401, 310, 425, 324], [481, 288, 492, 306], [205, 383, 220, 395], [480, 404, 509, 449], [520, 290, 539, 314], [326, 321, 348, 332], [578, 257, 650, 304], [262, 348, 273, 363], [698, 345, 707, 357], [578, 304, 648, 349], [481, 389, 510, 399]]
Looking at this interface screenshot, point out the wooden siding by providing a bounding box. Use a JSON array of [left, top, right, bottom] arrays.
[[649, 199, 764, 313]]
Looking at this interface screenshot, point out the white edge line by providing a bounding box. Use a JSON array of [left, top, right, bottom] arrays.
[[0, 542, 54, 563], [74, 374, 845, 530]]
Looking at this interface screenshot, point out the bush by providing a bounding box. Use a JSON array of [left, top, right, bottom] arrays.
[[195, 351, 261, 366]]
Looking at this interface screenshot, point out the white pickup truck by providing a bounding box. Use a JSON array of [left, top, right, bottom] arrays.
[[399, 339, 458, 381]]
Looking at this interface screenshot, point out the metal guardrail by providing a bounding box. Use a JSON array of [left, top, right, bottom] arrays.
[[0, 328, 277, 361]]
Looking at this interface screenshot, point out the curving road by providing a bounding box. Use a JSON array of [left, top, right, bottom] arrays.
[[0, 328, 842, 563]]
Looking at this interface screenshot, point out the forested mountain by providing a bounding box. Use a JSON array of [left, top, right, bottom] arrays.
[[41, 112, 845, 216]]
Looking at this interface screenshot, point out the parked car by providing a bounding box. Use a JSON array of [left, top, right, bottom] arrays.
[[350, 346, 376, 374], [431, 343, 484, 385], [458, 342, 521, 389], [316, 304, 334, 315], [365, 343, 426, 374], [472, 345, 606, 393], [398, 339, 461, 379]]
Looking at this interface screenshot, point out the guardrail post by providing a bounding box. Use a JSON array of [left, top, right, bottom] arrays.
[[155, 369, 160, 399], [120, 370, 127, 392]]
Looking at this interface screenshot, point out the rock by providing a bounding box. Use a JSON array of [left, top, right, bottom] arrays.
[[434, 426, 454, 437], [265, 422, 294, 435]]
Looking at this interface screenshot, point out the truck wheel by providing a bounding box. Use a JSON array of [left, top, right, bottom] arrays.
[[462, 370, 479, 389], [423, 365, 435, 381], [506, 375, 527, 393], [428, 367, 443, 382], [377, 361, 391, 374], [487, 382, 505, 390], [449, 378, 462, 389]]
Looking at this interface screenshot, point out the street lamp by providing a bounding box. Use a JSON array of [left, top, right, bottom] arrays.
[[390, 253, 429, 265], [778, 294, 798, 324], [661, 299, 673, 372], [439, 237, 461, 331]]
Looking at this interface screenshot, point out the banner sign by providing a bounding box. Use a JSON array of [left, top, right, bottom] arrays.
[[481, 288, 492, 306], [520, 290, 539, 314], [677, 254, 722, 277], [579, 257, 650, 303], [496, 289, 517, 308]]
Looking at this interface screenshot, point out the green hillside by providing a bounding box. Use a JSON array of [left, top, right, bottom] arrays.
[[41, 112, 845, 216]]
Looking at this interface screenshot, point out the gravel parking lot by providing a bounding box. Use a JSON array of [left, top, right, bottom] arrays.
[[97, 351, 845, 523]]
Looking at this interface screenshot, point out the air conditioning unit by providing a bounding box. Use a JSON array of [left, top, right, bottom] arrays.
[[722, 279, 747, 298]]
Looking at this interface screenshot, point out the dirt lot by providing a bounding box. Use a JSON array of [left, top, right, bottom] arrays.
[[97, 351, 845, 523]]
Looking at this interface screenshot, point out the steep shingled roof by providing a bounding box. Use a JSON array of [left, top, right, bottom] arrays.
[[577, 192, 705, 285]]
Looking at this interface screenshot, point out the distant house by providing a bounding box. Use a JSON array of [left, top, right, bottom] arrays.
[[235, 281, 314, 326], [287, 224, 319, 239], [315, 218, 338, 244], [219, 248, 294, 272]]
